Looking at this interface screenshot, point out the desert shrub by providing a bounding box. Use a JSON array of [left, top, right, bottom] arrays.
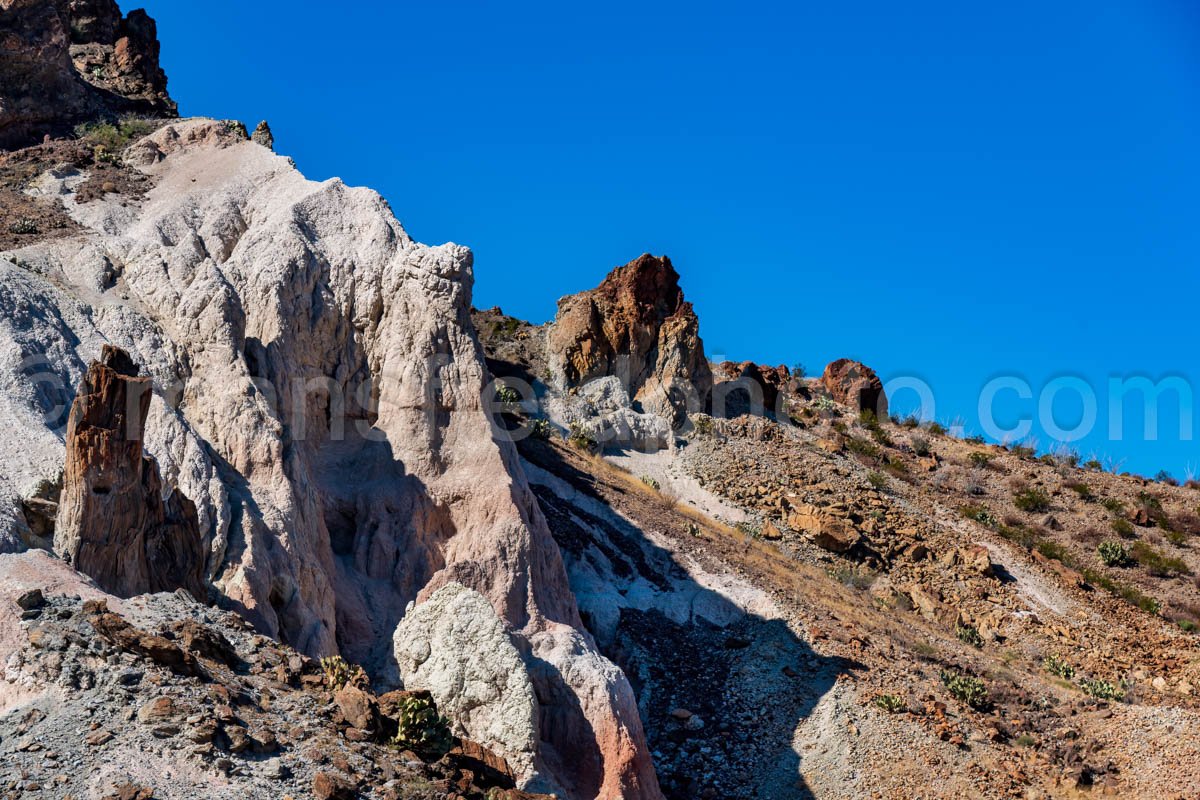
[[910, 434, 931, 457], [846, 436, 882, 463], [968, 452, 993, 469], [1043, 654, 1075, 680], [1098, 541, 1130, 567], [640, 475, 661, 491], [964, 434, 987, 445], [320, 655, 366, 691], [1057, 449, 1081, 468], [960, 504, 996, 527], [1110, 518, 1135, 538], [1084, 459, 1103, 471], [1013, 734, 1037, 747], [940, 670, 989, 710], [1186, 479, 1200, 491], [832, 565, 877, 590], [1079, 679, 1124, 702], [1035, 539, 1072, 564], [791, 362, 807, 379], [8, 218, 38, 235], [1073, 526, 1104, 546], [1101, 497, 1125, 514], [874, 694, 906, 713], [1164, 528, 1188, 547], [735, 521, 762, 539], [494, 385, 520, 405], [1130, 541, 1191, 577], [692, 415, 715, 436], [568, 422, 597, 450], [964, 470, 987, 496], [955, 623, 984, 648], [528, 418, 554, 440], [867, 471, 888, 490], [1010, 443, 1036, 458], [391, 693, 455, 758], [1156, 470, 1180, 486], [1080, 568, 1161, 614], [926, 421, 947, 436], [1013, 488, 1051, 513], [895, 414, 921, 429], [1064, 481, 1095, 502]]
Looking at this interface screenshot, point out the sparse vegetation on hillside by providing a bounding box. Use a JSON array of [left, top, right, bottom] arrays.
[[1013, 488, 1051, 513]]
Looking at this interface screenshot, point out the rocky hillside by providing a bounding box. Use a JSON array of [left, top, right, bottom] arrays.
[[2, 2, 1199, 798], [0, 0, 175, 149], [470, 254, 1200, 799]]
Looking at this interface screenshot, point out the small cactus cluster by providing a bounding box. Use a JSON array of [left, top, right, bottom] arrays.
[[320, 655, 367, 691], [391, 693, 455, 759]]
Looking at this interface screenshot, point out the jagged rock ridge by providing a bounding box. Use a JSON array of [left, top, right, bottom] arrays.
[[0, 117, 660, 799], [547, 254, 712, 426], [0, 0, 176, 149], [55, 343, 206, 601]]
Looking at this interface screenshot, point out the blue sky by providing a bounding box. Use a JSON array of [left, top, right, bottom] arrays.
[[141, 0, 1200, 478]]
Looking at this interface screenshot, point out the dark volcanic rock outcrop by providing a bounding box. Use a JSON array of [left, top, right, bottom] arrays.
[[819, 358, 888, 416], [0, 0, 176, 149], [54, 345, 206, 601], [712, 361, 792, 416], [547, 254, 712, 426]]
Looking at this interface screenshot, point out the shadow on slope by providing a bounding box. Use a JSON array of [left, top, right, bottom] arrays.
[[518, 437, 847, 800]]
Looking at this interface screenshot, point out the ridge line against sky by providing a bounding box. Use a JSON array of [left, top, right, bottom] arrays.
[[138, 0, 1200, 478]]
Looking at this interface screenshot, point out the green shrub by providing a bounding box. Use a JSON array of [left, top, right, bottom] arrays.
[[1130, 541, 1191, 577], [940, 670, 989, 710], [1101, 497, 1125, 514], [640, 475, 661, 491], [1084, 459, 1103, 471], [692, 415, 715, 436], [391, 693, 455, 758], [1079, 679, 1124, 702], [1110, 517, 1135, 538], [1010, 443, 1036, 458], [1065, 482, 1095, 502], [1043, 654, 1075, 680], [964, 434, 987, 445], [955, 623, 984, 648], [874, 694, 906, 713], [494, 385, 520, 405], [8, 218, 38, 235], [910, 434, 931, 457], [968, 451, 993, 468], [1097, 541, 1130, 567], [1035, 539, 1072, 564], [867, 471, 888, 490], [1013, 488, 1051, 513], [528, 418, 554, 440], [1080, 568, 1161, 614], [926, 421, 947, 436]]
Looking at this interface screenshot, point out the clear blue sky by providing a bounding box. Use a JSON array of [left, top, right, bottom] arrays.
[[140, 0, 1200, 479]]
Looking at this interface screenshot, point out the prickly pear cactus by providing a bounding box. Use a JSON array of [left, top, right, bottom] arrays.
[[391, 692, 455, 759]]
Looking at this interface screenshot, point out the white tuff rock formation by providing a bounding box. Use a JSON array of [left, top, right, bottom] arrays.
[[393, 582, 542, 788], [0, 118, 660, 799]]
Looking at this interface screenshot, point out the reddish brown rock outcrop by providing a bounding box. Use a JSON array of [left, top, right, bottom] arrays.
[[547, 254, 711, 425], [712, 361, 791, 415], [0, 0, 176, 149], [54, 345, 205, 600], [819, 358, 888, 417]]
